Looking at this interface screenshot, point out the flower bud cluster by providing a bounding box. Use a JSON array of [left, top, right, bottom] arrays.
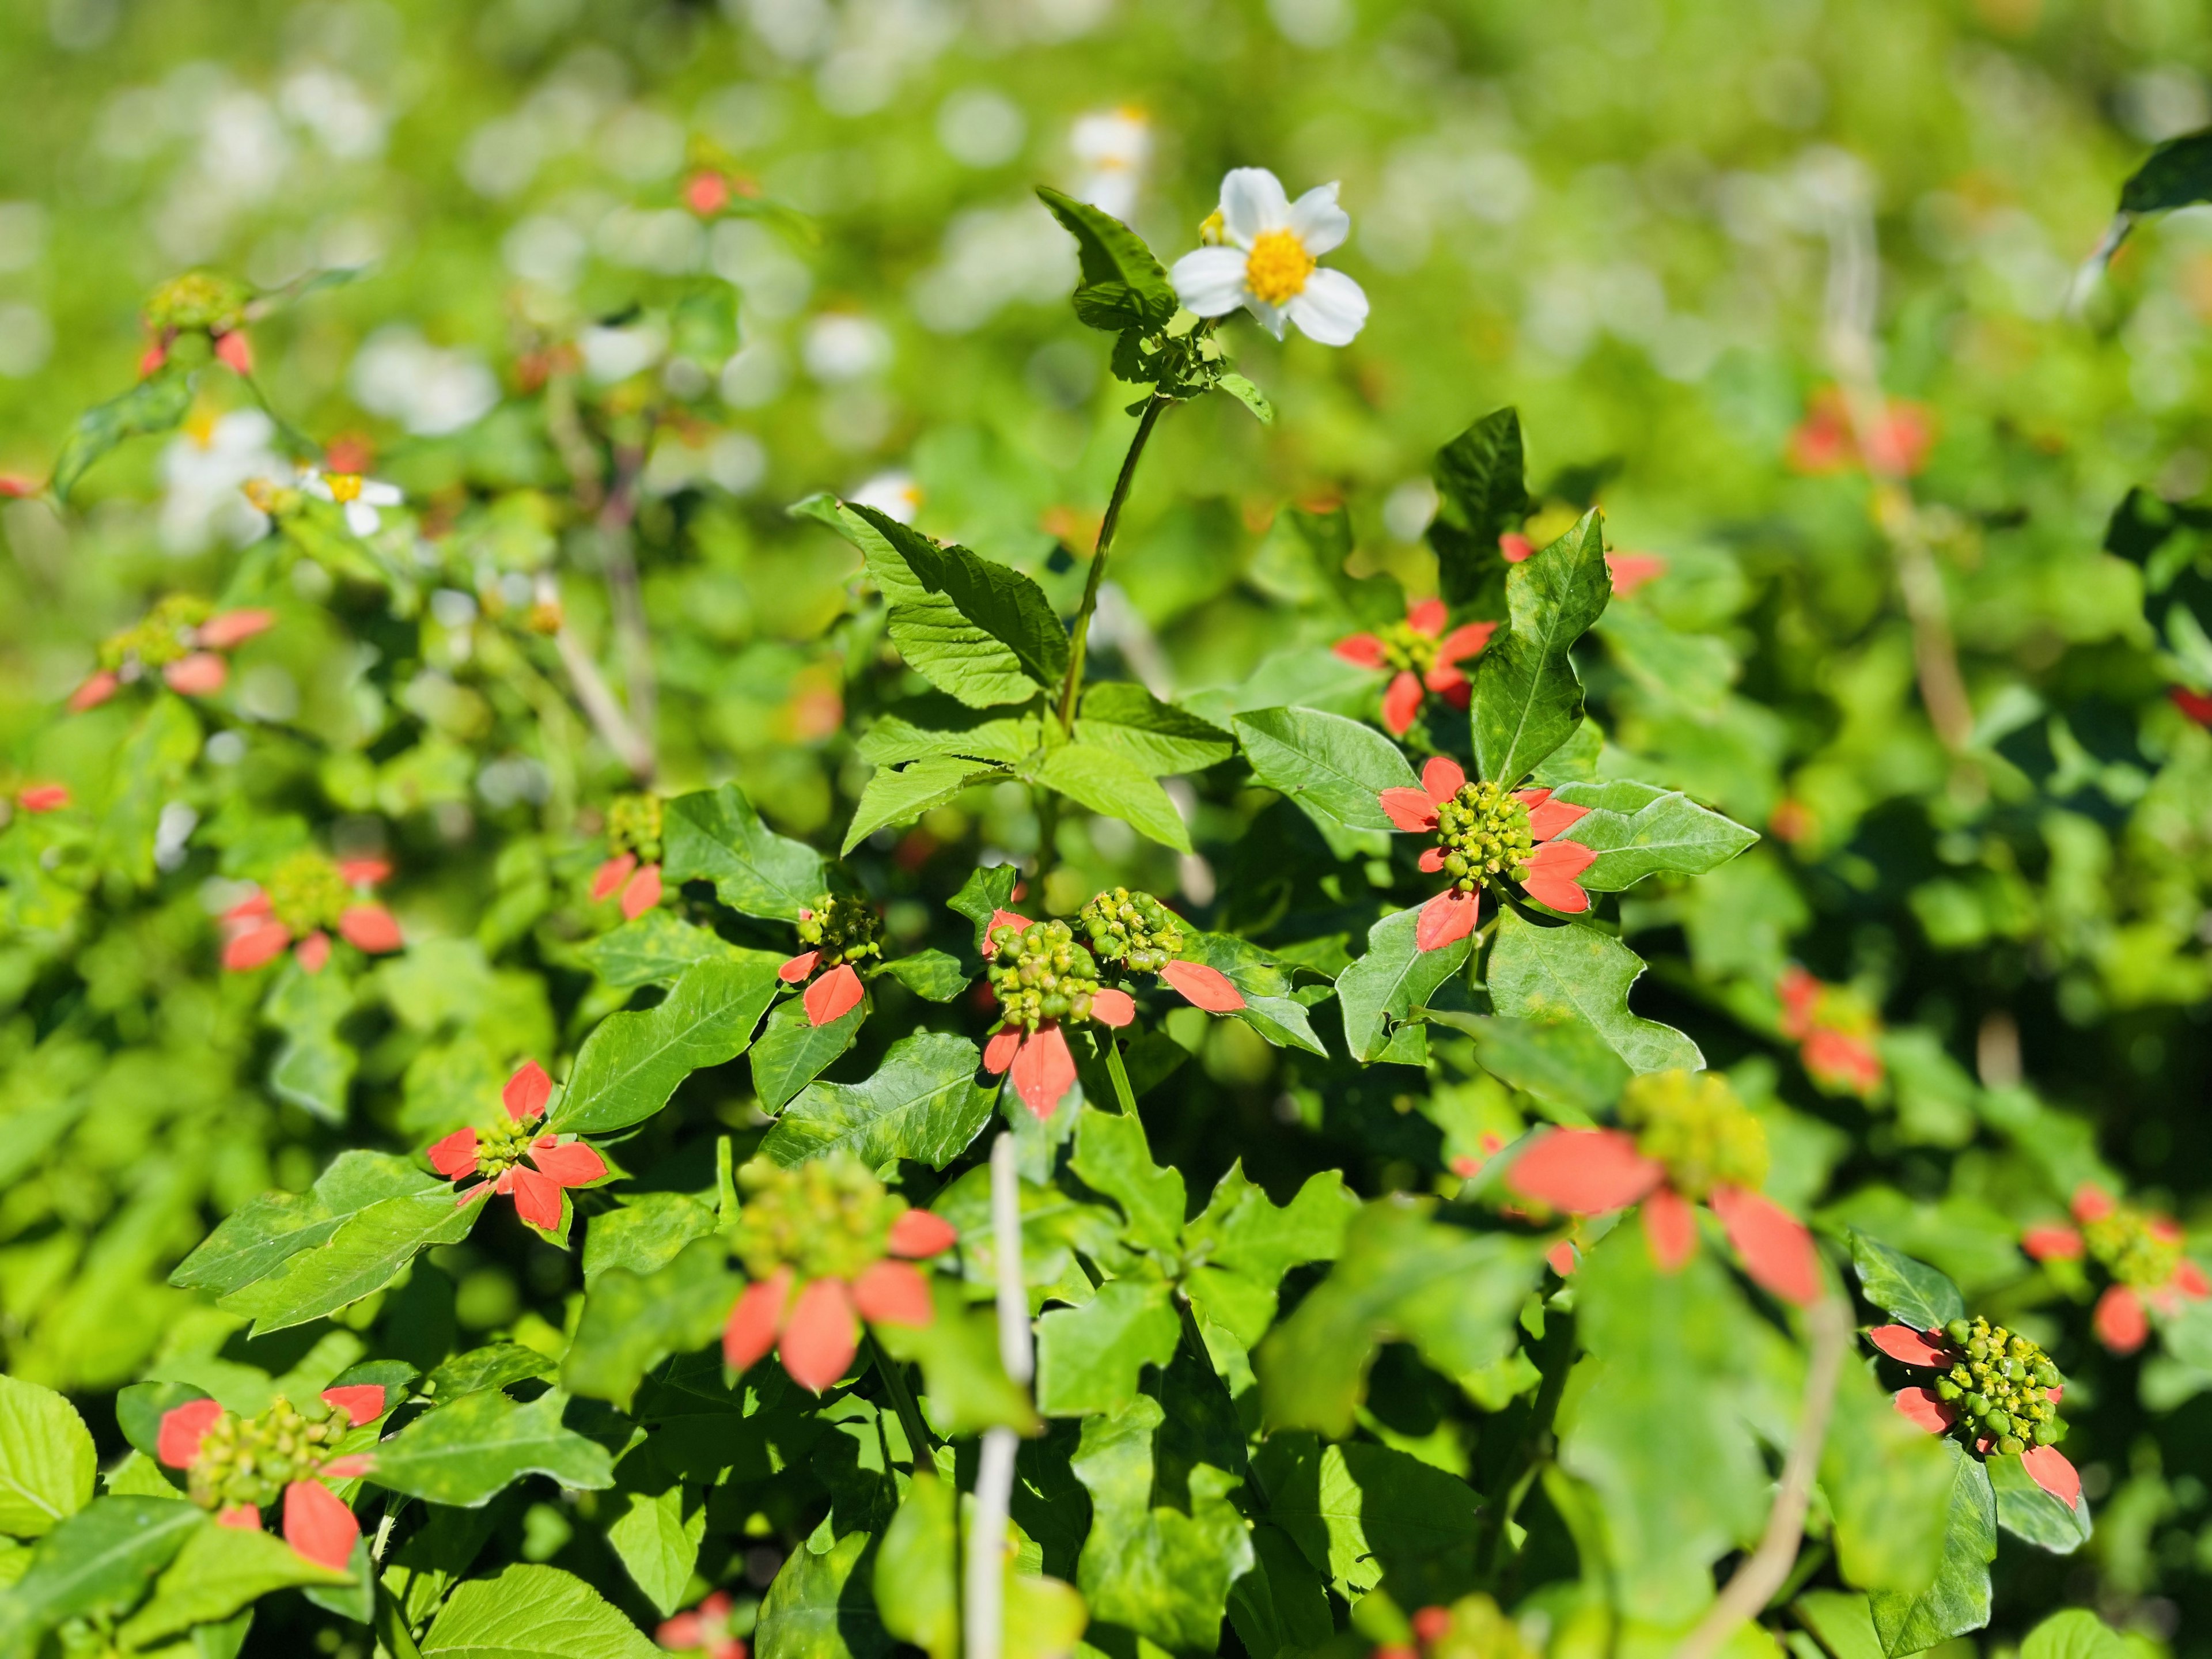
[[1933, 1316, 2066, 1454], [988, 919, 1102, 1029], [264, 850, 356, 935], [185, 1395, 356, 1513], [796, 893, 883, 970], [470, 1108, 544, 1180], [606, 793, 664, 862], [1078, 887, 1183, 973], [1619, 1069, 1768, 1200], [1373, 616, 1448, 677], [144, 271, 249, 335], [1400, 1594, 1538, 1659], [100, 595, 213, 673], [2082, 1200, 2184, 1290], [1430, 781, 1534, 897], [732, 1154, 904, 1283]]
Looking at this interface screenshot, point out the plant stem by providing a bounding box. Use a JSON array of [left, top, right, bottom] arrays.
[[1475, 1308, 1575, 1578], [1057, 393, 1169, 734], [1103, 1032, 1138, 1114], [1033, 786, 1060, 895], [869, 1333, 935, 1468]]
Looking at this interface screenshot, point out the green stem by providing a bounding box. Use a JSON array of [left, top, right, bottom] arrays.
[[869, 1334, 935, 1468], [1033, 786, 1061, 893], [1475, 1308, 1575, 1579], [1102, 1031, 1138, 1115], [1057, 393, 1170, 733]]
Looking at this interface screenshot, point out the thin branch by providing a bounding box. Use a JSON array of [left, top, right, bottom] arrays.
[[967, 1133, 1034, 1659], [595, 440, 658, 761], [554, 623, 654, 780], [1058, 393, 1169, 733], [1672, 1294, 1851, 1659]]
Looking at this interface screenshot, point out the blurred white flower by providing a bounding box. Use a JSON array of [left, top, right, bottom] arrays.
[[159, 408, 283, 555], [350, 327, 500, 435], [1070, 107, 1149, 222], [0, 305, 52, 377], [1171, 168, 1368, 346], [304, 469, 404, 536], [909, 202, 1075, 334], [848, 470, 920, 524], [579, 321, 668, 384], [802, 312, 892, 382], [938, 88, 1027, 168], [278, 69, 387, 160]]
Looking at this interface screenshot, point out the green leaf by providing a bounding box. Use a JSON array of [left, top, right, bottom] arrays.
[[756, 1529, 892, 1659], [581, 1191, 719, 1284], [1257, 1202, 1544, 1436], [1179, 932, 1330, 1058], [1987, 1453, 2092, 1555], [1335, 906, 1474, 1065], [2020, 1609, 2126, 1659], [1470, 510, 1611, 785], [1823, 1357, 1956, 1596], [266, 960, 358, 1123], [948, 864, 1020, 952], [52, 368, 195, 503], [761, 1032, 993, 1172], [1225, 1522, 1333, 1659], [217, 1187, 480, 1336], [1430, 1014, 1627, 1121], [850, 504, 1069, 690], [1215, 373, 1274, 423], [2119, 128, 2212, 216], [550, 956, 783, 1135], [1547, 780, 1759, 892], [1069, 1395, 1252, 1654], [0, 1375, 94, 1538], [1069, 1107, 1185, 1253], [662, 784, 827, 922], [604, 1450, 704, 1618], [115, 1517, 351, 1649], [577, 913, 763, 990], [422, 1563, 661, 1658], [1793, 1592, 1887, 1659], [871, 1283, 1039, 1437], [426, 1345, 555, 1400], [1181, 1166, 1356, 1347], [366, 1389, 615, 1507], [1077, 682, 1236, 777], [1867, 1445, 1995, 1657], [877, 950, 969, 1003], [1848, 1233, 1966, 1331], [564, 1238, 743, 1410], [1232, 707, 1420, 834], [857, 699, 1041, 768], [844, 756, 1006, 855], [873, 1474, 957, 1659], [172, 1150, 432, 1299], [1429, 407, 1528, 609], [1035, 1278, 1181, 1417], [1035, 187, 1177, 335], [1253, 1435, 1478, 1603], [1031, 741, 1191, 853], [0, 1497, 203, 1652], [1486, 911, 1702, 1074], [751, 994, 868, 1114]]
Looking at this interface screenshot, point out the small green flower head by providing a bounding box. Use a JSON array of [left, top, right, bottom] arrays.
[[187, 1396, 352, 1512], [730, 1154, 905, 1283], [1078, 887, 1184, 973], [101, 594, 213, 672], [1619, 1068, 1768, 1202], [2082, 1199, 2185, 1290], [796, 893, 884, 970], [606, 793, 664, 861], [1432, 779, 1535, 897], [1414, 1594, 1540, 1659], [988, 918, 1101, 1031], [1932, 1316, 2066, 1454], [143, 271, 251, 335], [266, 850, 354, 934]]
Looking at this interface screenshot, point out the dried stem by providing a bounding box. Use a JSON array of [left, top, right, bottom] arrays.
[[595, 441, 658, 760], [555, 623, 654, 780], [1672, 1294, 1851, 1659]]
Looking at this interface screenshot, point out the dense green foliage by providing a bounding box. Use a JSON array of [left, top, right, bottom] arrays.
[[5, 3, 2212, 1658]]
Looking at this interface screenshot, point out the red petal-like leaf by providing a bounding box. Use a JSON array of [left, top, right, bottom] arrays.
[[804, 963, 865, 1026], [197, 608, 276, 649], [321, 1385, 387, 1426], [779, 950, 820, 984], [162, 653, 229, 696], [724, 1270, 792, 1371], [1160, 960, 1245, 1012], [1419, 755, 1465, 802], [620, 862, 662, 920], [2094, 1284, 2149, 1354], [529, 1138, 608, 1188], [851, 1259, 934, 1328], [1378, 787, 1441, 832], [336, 857, 390, 888], [1893, 1387, 1955, 1434], [1381, 671, 1423, 735], [426, 1128, 479, 1180], [1090, 987, 1135, 1027], [2174, 1259, 2210, 1299], [1521, 840, 1597, 913], [1605, 552, 1668, 597], [321, 1455, 373, 1478], [1546, 1239, 1578, 1277], [2171, 687, 2212, 728], [2021, 1225, 2083, 1262], [1405, 597, 1447, 636], [660, 1614, 706, 1647], [982, 1028, 1022, 1075], [222, 891, 272, 923], [338, 905, 403, 953], [591, 853, 638, 902], [2021, 1445, 2082, 1510], [780, 1278, 859, 1392], [504, 1060, 552, 1120], [1641, 1185, 1698, 1272], [887, 1209, 957, 1259], [507, 1166, 565, 1232], [1499, 533, 1534, 563], [224, 920, 293, 972], [157, 1399, 224, 1469], [1508, 1130, 1665, 1215], [1866, 1325, 1951, 1368], [1010, 1023, 1077, 1118], [986, 909, 1031, 950], [1422, 662, 1467, 696], [1415, 889, 1479, 952], [17, 784, 69, 813], [1712, 1186, 1823, 1306], [282, 1480, 359, 1570], [1333, 633, 1385, 668], [2070, 1184, 2116, 1224], [1520, 792, 1591, 842], [1437, 621, 1497, 664], [216, 1505, 262, 1532], [1418, 847, 1446, 873], [68, 671, 119, 711], [1410, 1607, 1453, 1644], [294, 931, 332, 974]]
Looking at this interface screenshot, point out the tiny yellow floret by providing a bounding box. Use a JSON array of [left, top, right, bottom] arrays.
[[1244, 229, 1315, 306]]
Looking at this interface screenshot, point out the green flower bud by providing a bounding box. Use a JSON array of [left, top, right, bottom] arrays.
[[1944, 1319, 1972, 1345]]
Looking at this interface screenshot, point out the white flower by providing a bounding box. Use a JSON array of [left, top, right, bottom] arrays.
[[848, 470, 921, 524], [1070, 107, 1151, 222], [159, 409, 284, 555], [1169, 168, 1368, 346], [304, 469, 404, 536]]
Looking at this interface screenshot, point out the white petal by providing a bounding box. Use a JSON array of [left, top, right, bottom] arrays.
[[1285, 268, 1368, 346], [361, 480, 404, 506], [345, 500, 380, 536], [1172, 247, 1251, 317], [1288, 183, 1350, 256], [302, 473, 334, 502], [1218, 168, 1291, 245], [1244, 296, 1290, 340]]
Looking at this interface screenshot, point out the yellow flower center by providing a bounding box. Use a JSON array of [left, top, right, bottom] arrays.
[[1244, 229, 1315, 306], [327, 474, 363, 504]]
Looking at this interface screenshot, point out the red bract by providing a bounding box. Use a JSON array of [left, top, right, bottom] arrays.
[[1869, 1324, 2081, 1510], [721, 1214, 953, 1394], [984, 1021, 1083, 1119], [1332, 598, 1497, 736], [2171, 687, 2212, 728], [1508, 1127, 1823, 1305], [68, 671, 119, 712], [1787, 387, 1933, 478], [162, 652, 229, 696], [219, 864, 404, 974], [1776, 966, 1884, 1096], [778, 951, 867, 1027], [1605, 552, 1667, 597], [153, 1384, 387, 1571], [658, 1589, 747, 1659], [17, 783, 69, 813], [589, 852, 662, 919], [195, 608, 276, 649], [2033, 1183, 2210, 1354], [1378, 757, 1597, 949], [428, 1059, 609, 1233]]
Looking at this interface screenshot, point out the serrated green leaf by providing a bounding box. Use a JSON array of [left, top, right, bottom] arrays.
[[0, 1375, 94, 1538], [1987, 1453, 2092, 1554], [52, 368, 195, 503], [1848, 1233, 1966, 1331], [1069, 1107, 1185, 1253], [1232, 706, 1419, 834], [844, 756, 1006, 855], [856, 699, 1042, 768], [366, 1389, 614, 1507], [1867, 1445, 1995, 1657], [581, 1191, 719, 1284], [1183, 1165, 1356, 1296], [217, 1187, 480, 1336], [1335, 906, 1474, 1064], [751, 994, 868, 1114], [1035, 187, 1176, 335], [1215, 373, 1273, 423], [1430, 407, 1528, 609], [1076, 681, 1236, 777], [1547, 780, 1758, 892], [421, 1563, 661, 1658], [550, 955, 783, 1134], [1035, 1278, 1181, 1417], [115, 1516, 351, 1648], [1486, 911, 1701, 1074], [1470, 510, 1610, 784], [1031, 741, 1191, 853], [1254, 1435, 1478, 1603], [426, 1345, 555, 1400], [577, 913, 762, 990], [1427, 1013, 1627, 1121], [948, 865, 1020, 952], [2020, 1609, 2126, 1659], [662, 784, 827, 922], [604, 1449, 703, 1618], [762, 1032, 993, 1171], [757, 1529, 891, 1659], [0, 1497, 203, 1653], [871, 1283, 1039, 1438], [850, 504, 1068, 689], [564, 1238, 743, 1410]]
